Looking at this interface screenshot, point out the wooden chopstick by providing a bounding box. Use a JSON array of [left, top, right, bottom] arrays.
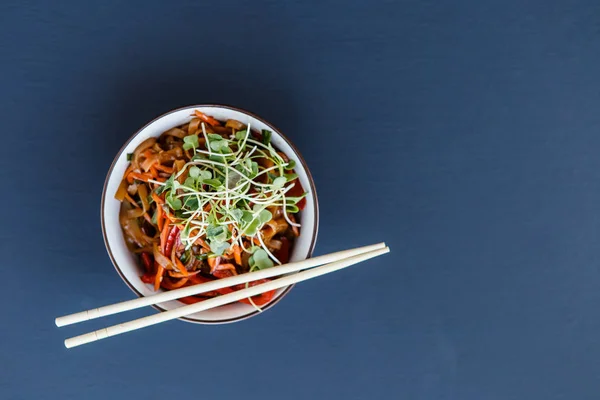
[[64, 246, 390, 348], [55, 242, 386, 328]]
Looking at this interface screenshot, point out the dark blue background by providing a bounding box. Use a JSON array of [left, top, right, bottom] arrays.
[[2, 1, 600, 399]]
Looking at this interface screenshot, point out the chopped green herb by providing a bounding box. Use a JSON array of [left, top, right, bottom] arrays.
[[284, 159, 296, 170], [261, 130, 272, 145]]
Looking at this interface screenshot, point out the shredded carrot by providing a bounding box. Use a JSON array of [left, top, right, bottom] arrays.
[[149, 165, 158, 178], [194, 237, 211, 252], [208, 257, 218, 270], [125, 193, 140, 208], [151, 192, 164, 205], [160, 222, 170, 253], [174, 257, 189, 276], [142, 149, 155, 158], [123, 165, 134, 181], [156, 205, 164, 232], [155, 164, 174, 173], [128, 172, 153, 182], [154, 264, 164, 291], [195, 110, 221, 127], [233, 245, 242, 265], [164, 211, 176, 222]]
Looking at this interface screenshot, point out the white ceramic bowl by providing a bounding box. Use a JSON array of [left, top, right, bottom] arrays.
[[101, 105, 319, 324]]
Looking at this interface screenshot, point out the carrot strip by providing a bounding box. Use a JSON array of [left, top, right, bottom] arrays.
[[154, 263, 164, 291], [174, 257, 189, 276], [194, 237, 211, 252], [151, 192, 164, 205], [157, 205, 164, 232], [128, 172, 153, 182], [123, 164, 133, 183], [125, 193, 140, 208], [194, 110, 221, 127], [155, 164, 174, 173], [233, 245, 242, 266], [208, 256, 218, 271], [164, 211, 176, 222], [142, 149, 155, 158], [150, 165, 158, 178], [160, 222, 170, 253]]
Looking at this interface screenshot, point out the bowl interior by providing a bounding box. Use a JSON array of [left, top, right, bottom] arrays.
[[102, 105, 318, 324]]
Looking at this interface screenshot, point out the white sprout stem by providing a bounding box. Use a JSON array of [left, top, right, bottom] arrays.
[[282, 193, 302, 227]]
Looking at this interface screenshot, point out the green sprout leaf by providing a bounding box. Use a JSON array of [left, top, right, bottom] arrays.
[[183, 134, 199, 151], [183, 177, 196, 188], [154, 175, 175, 195], [235, 130, 247, 140], [210, 139, 230, 153], [285, 204, 299, 213], [183, 196, 199, 210], [272, 176, 287, 189], [209, 240, 230, 256], [243, 218, 261, 236], [285, 194, 307, 204], [230, 209, 244, 222], [249, 248, 274, 270], [258, 209, 272, 224], [199, 170, 212, 180], [166, 194, 182, 210], [206, 224, 231, 242], [188, 166, 201, 178], [203, 178, 222, 188]]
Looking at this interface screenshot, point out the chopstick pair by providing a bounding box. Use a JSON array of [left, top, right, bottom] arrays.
[[57, 242, 390, 348]]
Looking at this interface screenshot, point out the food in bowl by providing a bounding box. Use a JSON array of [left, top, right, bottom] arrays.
[[114, 110, 307, 309]]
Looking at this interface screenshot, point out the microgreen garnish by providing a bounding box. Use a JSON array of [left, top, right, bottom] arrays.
[[156, 122, 305, 264]]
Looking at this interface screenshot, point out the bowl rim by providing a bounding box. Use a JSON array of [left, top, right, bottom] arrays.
[[100, 104, 319, 324]]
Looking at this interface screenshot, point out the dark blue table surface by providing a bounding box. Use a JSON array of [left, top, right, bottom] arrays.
[[3, 1, 600, 399]]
